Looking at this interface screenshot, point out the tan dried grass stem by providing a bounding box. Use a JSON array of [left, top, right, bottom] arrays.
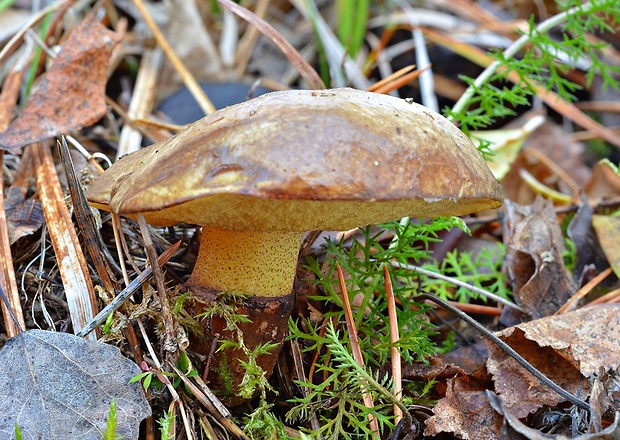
[[383, 264, 403, 424], [336, 262, 380, 435]]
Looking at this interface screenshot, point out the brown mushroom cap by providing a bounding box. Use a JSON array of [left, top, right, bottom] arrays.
[[87, 88, 502, 230]]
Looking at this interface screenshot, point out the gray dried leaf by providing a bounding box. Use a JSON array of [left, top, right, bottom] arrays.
[[0, 329, 150, 440]]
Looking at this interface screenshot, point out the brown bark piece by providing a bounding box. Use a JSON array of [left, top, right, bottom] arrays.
[[500, 196, 576, 322]]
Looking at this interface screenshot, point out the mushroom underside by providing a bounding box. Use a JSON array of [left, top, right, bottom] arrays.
[[99, 194, 501, 231]]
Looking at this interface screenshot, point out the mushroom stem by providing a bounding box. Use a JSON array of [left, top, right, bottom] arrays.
[[187, 227, 303, 298]]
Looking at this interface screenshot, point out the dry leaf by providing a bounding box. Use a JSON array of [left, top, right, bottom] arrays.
[[0, 15, 121, 152], [585, 160, 620, 203], [568, 203, 610, 279], [500, 119, 591, 204], [592, 214, 620, 278], [472, 114, 545, 181], [3, 186, 44, 244], [424, 368, 503, 440], [0, 329, 150, 439], [500, 196, 576, 323], [487, 304, 620, 418]]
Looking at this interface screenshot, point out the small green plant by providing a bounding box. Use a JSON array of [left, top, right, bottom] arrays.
[[157, 411, 175, 440], [336, 0, 370, 58], [287, 218, 486, 437], [420, 245, 509, 303], [288, 321, 410, 439], [103, 399, 120, 440], [243, 400, 293, 440], [130, 361, 176, 392], [194, 290, 280, 400], [14, 423, 22, 440]]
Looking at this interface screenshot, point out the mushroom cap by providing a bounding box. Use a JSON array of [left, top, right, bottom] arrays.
[[87, 88, 502, 231]]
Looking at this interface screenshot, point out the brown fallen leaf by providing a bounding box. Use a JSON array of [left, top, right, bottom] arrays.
[[568, 202, 610, 282], [487, 304, 620, 418], [585, 160, 620, 204], [3, 186, 43, 244], [500, 196, 576, 324], [0, 15, 121, 153], [592, 214, 620, 279], [424, 367, 503, 440]]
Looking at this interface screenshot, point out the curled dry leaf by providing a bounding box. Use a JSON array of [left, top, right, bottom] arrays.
[[0, 329, 150, 439], [424, 367, 503, 440], [3, 186, 43, 244], [426, 305, 620, 439], [500, 196, 576, 324], [592, 214, 620, 279], [0, 15, 121, 152], [487, 304, 620, 418], [585, 160, 620, 203]]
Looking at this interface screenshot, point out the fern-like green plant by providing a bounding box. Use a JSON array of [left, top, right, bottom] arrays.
[[288, 321, 403, 439], [420, 245, 509, 303], [447, 0, 620, 135]]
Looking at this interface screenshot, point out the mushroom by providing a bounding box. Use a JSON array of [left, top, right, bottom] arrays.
[[87, 88, 502, 398]]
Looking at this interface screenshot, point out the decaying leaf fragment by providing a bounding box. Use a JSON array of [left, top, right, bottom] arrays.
[[0, 15, 121, 152], [592, 214, 620, 279], [3, 186, 43, 244], [500, 196, 576, 322], [426, 305, 620, 439], [487, 304, 620, 418], [424, 368, 503, 440]]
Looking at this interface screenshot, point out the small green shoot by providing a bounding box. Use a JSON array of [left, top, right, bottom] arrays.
[[336, 0, 369, 58], [101, 312, 114, 335], [103, 399, 119, 440], [14, 423, 22, 440], [158, 411, 175, 440], [130, 361, 175, 392], [193, 290, 278, 400]]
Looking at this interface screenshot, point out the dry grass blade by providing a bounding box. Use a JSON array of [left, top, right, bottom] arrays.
[[555, 267, 613, 314], [335, 263, 380, 435], [0, 154, 25, 337], [383, 265, 403, 425], [391, 261, 525, 312], [137, 320, 194, 440], [589, 287, 620, 305], [168, 363, 248, 440], [370, 65, 429, 95], [76, 241, 181, 338], [0, 64, 27, 337], [218, 0, 325, 90], [116, 47, 163, 158], [58, 138, 116, 295], [234, 0, 271, 77], [367, 65, 416, 92], [290, 339, 323, 434], [0, 1, 69, 65], [32, 142, 98, 340], [131, 0, 216, 115], [136, 214, 187, 352]]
